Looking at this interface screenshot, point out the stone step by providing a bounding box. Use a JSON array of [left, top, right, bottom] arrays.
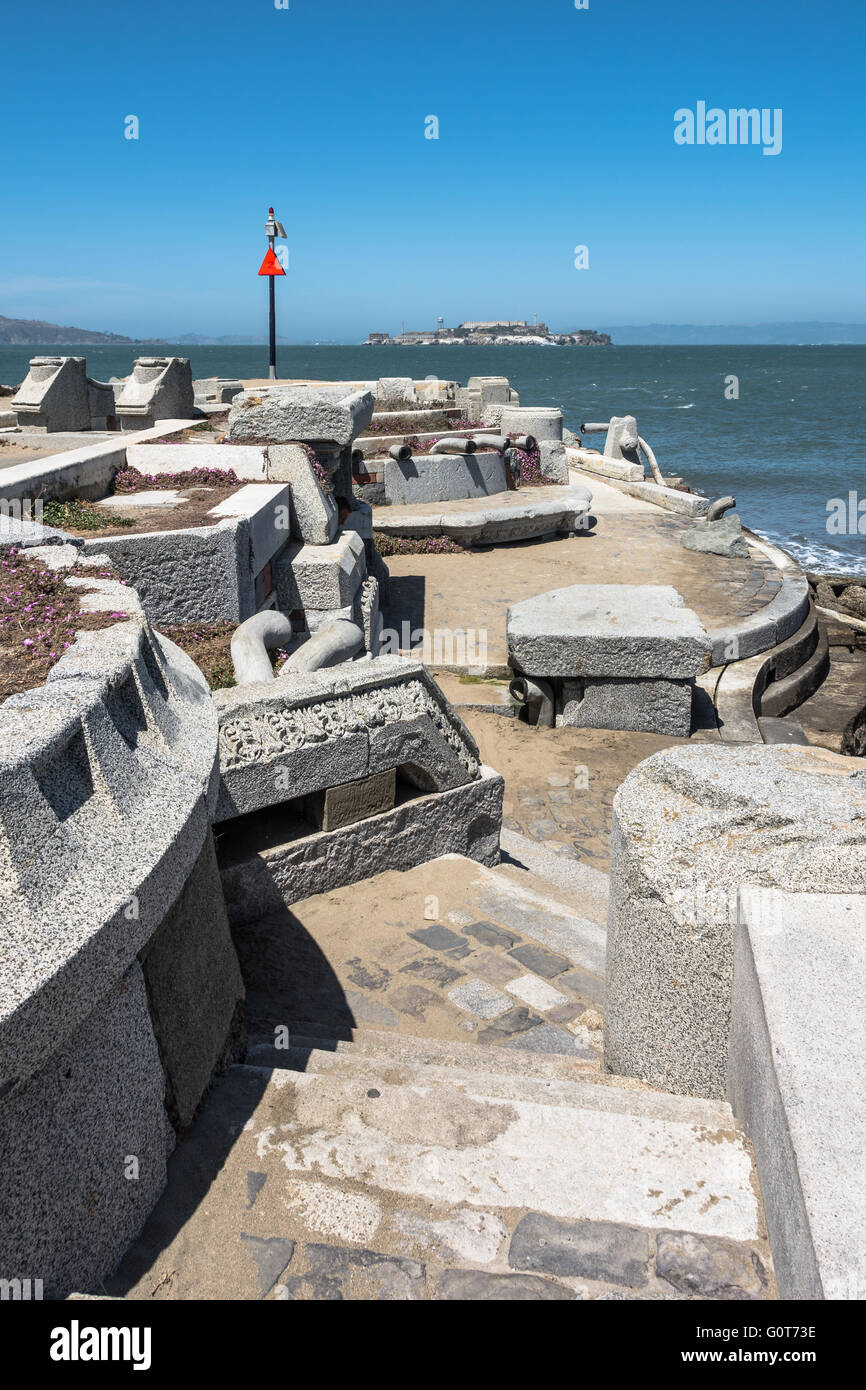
[[244, 1025, 604, 1085], [759, 605, 829, 718], [466, 859, 608, 974], [106, 1054, 771, 1301], [788, 632, 866, 756], [242, 1045, 740, 1128], [496, 830, 610, 925], [707, 601, 830, 744]]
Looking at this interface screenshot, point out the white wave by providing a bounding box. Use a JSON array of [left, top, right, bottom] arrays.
[[752, 528, 866, 576]]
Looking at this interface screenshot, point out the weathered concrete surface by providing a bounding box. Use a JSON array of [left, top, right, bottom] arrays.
[[384, 450, 506, 506], [139, 831, 245, 1130], [729, 887, 866, 1300], [604, 744, 866, 1099], [508, 584, 711, 679], [235, 1063, 757, 1236], [219, 766, 505, 915], [227, 386, 374, 447], [560, 675, 694, 736], [0, 961, 173, 1298], [106, 1048, 766, 1299], [267, 443, 338, 544]]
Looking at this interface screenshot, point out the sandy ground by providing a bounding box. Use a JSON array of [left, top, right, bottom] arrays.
[[380, 494, 782, 670], [461, 710, 687, 871]]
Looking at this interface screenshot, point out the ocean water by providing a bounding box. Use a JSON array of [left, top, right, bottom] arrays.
[[2, 343, 864, 575]]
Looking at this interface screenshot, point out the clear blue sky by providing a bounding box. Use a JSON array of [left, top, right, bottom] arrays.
[[1, 0, 863, 340]]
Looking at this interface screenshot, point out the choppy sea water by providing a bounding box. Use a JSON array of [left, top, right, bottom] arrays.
[[2, 343, 863, 575]]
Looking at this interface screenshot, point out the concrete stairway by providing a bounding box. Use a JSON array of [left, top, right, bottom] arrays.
[[103, 849, 775, 1302]]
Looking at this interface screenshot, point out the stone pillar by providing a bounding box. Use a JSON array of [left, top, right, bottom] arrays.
[[499, 405, 563, 442], [604, 744, 866, 1099]]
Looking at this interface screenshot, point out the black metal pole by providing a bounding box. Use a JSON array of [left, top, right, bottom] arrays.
[[268, 256, 277, 380]]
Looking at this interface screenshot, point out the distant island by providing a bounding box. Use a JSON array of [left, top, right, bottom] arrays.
[[3, 311, 863, 349], [365, 321, 612, 347], [0, 315, 132, 345]]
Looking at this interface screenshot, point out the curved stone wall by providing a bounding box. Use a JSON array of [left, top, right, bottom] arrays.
[[0, 545, 243, 1295]]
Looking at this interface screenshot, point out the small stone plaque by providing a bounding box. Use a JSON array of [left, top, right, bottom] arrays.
[[304, 768, 396, 832]]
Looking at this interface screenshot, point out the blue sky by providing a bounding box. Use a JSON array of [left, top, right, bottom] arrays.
[[1, 0, 864, 340]]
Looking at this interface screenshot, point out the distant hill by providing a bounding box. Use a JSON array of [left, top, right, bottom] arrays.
[[0, 315, 132, 345], [598, 322, 866, 345]]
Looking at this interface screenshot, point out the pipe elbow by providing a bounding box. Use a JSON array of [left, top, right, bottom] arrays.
[[281, 618, 364, 674], [230, 609, 295, 686]]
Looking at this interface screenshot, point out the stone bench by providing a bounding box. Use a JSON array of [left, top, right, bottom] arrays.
[[507, 583, 711, 735]]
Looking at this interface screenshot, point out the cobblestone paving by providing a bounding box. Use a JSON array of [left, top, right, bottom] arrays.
[[234, 856, 606, 1062], [268, 1221, 771, 1301], [460, 712, 689, 870]]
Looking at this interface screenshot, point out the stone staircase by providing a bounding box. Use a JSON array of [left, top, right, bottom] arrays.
[[103, 846, 775, 1302]]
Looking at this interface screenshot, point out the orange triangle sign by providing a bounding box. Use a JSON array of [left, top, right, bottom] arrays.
[[257, 247, 286, 276]]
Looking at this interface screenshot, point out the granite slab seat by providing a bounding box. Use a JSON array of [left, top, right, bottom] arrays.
[[507, 583, 711, 736]]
